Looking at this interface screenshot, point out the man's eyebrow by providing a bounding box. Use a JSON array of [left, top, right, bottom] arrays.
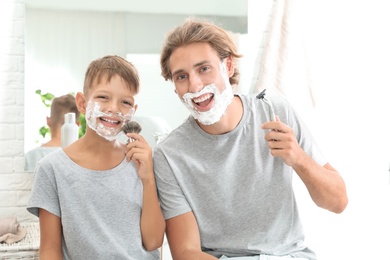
[[172, 60, 211, 77], [172, 69, 185, 78], [193, 60, 210, 68]]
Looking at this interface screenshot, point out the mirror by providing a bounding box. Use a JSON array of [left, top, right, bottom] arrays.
[[24, 0, 248, 152]]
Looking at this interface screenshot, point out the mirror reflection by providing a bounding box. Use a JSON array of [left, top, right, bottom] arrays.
[[24, 0, 248, 152]]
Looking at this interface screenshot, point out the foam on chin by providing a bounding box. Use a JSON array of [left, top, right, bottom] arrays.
[[85, 101, 134, 141], [181, 63, 234, 125]]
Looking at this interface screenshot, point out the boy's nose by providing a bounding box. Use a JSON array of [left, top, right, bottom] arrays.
[[106, 101, 120, 114]]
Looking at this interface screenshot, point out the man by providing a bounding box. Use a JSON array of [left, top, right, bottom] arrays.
[[154, 18, 348, 260]]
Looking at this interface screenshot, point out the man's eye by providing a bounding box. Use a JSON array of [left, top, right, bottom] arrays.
[[176, 74, 187, 81]]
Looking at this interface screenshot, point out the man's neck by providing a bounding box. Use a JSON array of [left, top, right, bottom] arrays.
[[198, 96, 243, 135], [42, 137, 61, 147]]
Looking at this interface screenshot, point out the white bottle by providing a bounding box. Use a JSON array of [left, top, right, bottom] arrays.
[[61, 112, 78, 148]]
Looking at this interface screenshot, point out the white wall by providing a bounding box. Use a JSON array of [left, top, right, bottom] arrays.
[[0, 0, 37, 222], [302, 1, 390, 258]]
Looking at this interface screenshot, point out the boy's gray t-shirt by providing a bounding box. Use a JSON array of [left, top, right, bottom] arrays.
[[154, 94, 327, 260], [27, 149, 159, 260]]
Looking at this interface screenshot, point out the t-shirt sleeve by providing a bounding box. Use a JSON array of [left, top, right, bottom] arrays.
[[153, 147, 192, 220], [27, 160, 61, 218]]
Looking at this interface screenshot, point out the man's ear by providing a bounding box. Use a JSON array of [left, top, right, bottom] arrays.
[[226, 55, 235, 77], [75, 92, 87, 114]]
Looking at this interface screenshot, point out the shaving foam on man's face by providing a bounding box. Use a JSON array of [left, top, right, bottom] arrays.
[[181, 62, 234, 125], [85, 101, 134, 141]]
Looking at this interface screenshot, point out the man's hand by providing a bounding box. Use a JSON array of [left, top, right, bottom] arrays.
[[261, 115, 305, 167]]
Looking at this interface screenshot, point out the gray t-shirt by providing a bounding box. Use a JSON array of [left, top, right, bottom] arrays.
[[27, 149, 159, 260], [24, 146, 59, 171], [154, 94, 326, 259]]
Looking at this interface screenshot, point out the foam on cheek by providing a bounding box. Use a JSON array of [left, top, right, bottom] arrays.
[[180, 62, 234, 125], [86, 101, 104, 130], [85, 101, 135, 141]]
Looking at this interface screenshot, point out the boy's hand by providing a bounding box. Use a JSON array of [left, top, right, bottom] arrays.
[[125, 133, 154, 181]]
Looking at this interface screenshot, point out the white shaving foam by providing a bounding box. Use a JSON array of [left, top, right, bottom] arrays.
[[181, 62, 234, 125], [85, 101, 134, 141]]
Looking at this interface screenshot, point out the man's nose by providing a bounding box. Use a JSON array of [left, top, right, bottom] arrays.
[[188, 73, 203, 93]]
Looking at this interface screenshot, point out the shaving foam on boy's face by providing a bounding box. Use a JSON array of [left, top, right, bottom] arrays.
[[181, 62, 234, 125], [86, 101, 134, 141]]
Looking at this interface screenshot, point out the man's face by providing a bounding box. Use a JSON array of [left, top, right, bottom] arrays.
[[170, 43, 232, 108], [169, 42, 234, 125]]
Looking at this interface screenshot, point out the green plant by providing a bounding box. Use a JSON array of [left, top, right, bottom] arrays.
[[35, 90, 55, 139], [35, 90, 86, 139], [78, 113, 86, 137]]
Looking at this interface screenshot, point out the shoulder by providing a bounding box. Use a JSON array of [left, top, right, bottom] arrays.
[[155, 117, 192, 146], [25, 147, 61, 171], [25, 146, 59, 157], [36, 149, 66, 169]]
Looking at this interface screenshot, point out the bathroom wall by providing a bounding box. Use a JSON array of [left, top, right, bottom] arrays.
[[0, 0, 36, 222]]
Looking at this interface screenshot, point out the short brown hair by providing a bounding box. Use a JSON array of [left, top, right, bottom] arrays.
[[160, 17, 242, 85], [50, 94, 79, 127], [83, 55, 140, 95]]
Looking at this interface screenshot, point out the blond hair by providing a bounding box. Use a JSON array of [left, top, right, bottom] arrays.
[[83, 55, 140, 95], [160, 17, 242, 85]]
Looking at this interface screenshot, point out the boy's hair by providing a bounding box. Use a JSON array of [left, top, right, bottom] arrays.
[[83, 55, 140, 95], [50, 94, 79, 127], [160, 17, 243, 86]]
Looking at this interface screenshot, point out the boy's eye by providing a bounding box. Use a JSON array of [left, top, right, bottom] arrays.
[[122, 100, 133, 106], [97, 95, 108, 100]]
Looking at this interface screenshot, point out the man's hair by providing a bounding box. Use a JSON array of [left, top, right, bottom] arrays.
[[50, 94, 79, 127], [83, 55, 140, 95], [160, 17, 242, 85]]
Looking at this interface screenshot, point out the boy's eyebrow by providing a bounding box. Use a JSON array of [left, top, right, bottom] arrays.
[[171, 60, 210, 78]]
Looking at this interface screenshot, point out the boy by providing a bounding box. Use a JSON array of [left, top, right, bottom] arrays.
[[27, 55, 165, 259], [154, 18, 348, 259], [24, 94, 80, 171]]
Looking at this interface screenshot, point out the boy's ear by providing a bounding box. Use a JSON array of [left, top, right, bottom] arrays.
[[75, 92, 87, 114], [46, 116, 52, 127], [133, 104, 138, 113]]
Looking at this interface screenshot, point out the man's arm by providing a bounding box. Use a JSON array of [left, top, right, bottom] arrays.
[[262, 117, 348, 213], [166, 212, 218, 260], [39, 209, 63, 260]]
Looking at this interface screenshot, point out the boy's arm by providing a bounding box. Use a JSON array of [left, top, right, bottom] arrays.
[[125, 133, 165, 250], [39, 209, 63, 260], [140, 178, 166, 251], [166, 212, 218, 259]]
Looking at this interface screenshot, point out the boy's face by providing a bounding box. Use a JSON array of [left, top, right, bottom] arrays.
[[79, 74, 138, 141], [169, 42, 235, 125]]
